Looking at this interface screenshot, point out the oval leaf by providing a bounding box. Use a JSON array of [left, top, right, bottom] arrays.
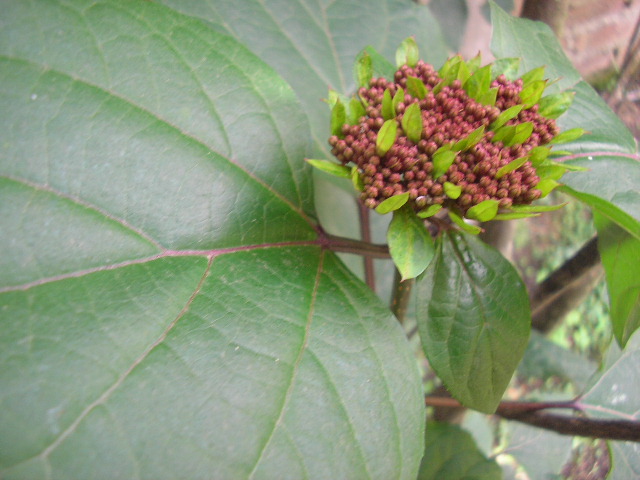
[[466, 199, 500, 222], [416, 232, 531, 413], [376, 192, 410, 214], [388, 204, 435, 280], [402, 102, 423, 144], [432, 149, 457, 179], [376, 119, 398, 156], [395, 36, 420, 68], [306, 159, 352, 178]]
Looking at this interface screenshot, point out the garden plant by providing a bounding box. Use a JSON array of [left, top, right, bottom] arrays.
[[1, 1, 639, 479]]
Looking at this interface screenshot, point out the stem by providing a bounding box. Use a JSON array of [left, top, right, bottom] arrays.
[[320, 233, 390, 259], [358, 200, 376, 290], [425, 396, 640, 442]]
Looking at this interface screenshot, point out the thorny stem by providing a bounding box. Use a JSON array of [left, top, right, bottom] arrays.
[[426, 396, 640, 442]]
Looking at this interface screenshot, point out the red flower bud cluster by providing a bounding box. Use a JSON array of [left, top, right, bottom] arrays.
[[328, 61, 559, 213]]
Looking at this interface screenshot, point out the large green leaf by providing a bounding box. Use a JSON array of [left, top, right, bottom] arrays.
[[0, 2, 425, 478], [417, 422, 501, 480], [579, 338, 640, 479], [416, 232, 531, 413], [594, 214, 640, 347], [490, 3, 640, 236], [160, 0, 449, 157]]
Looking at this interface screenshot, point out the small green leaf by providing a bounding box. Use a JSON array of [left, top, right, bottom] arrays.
[[448, 210, 483, 235], [510, 203, 567, 213], [376, 119, 397, 156], [417, 204, 442, 218], [467, 52, 482, 73], [529, 146, 551, 166], [402, 103, 423, 144], [326, 89, 340, 109], [438, 55, 459, 81], [361, 45, 397, 81], [538, 91, 575, 119], [478, 86, 498, 106], [440, 55, 471, 85], [375, 192, 410, 214], [395, 37, 420, 68], [495, 156, 529, 179], [306, 159, 351, 178], [536, 164, 567, 181], [348, 97, 366, 124], [491, 57, 521, 80], [520, 66, 546, 88], [489, 104, 525, 130], [388, 204, 435, 280], [506, 121, 534, 146], [331, 99, 346, 137], [493, 212, 541, 220], [535, 178, 560, 197], [520, 79, 547, 107], [355, 50, 373, 88], [406, 76, 428, 99], [453, 126, 486, 152], [351, 166, 364, 191], [466, 199, 500, 222], [392, 87, 405, 111], [549, 127, 586, 144], [381, 88, 396, 120], [463, 64, 492, 101], [491, 124, 516, 144], [432, 149, 457, 179], [443, 182, 462, 199]]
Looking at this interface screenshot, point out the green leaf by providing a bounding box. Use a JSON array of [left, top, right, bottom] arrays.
[[510, 203, 567, 213], [306, 159, 351, 178], [396, 36, 420, 68], [495, 156, 529, 179], [477, 87, 498, 106], [550, 127, 586, 144], [402, 102, 423, 144], [406, 76, 428, 99], [490, 2, 582, 94], [536, 178, 561, 197], [529, 146, 551, 166], [376, 192, 410, 215], [464, 64, 492, 101], [493, 212, 540, 220], [355, 50, 373, 87], [520, 66, 546, 88], [351, 166, 365, 191], [1, 2, 428, 478], [453, 126, 485, 151], [536, 164, 568, 181], [432, 149, 457, 179], [418, 204, 443, 218], [538, 91, 575, 119], [376, 119, 398, 156], [382, 88, 396, 120], [466, 199, 500, 222], [508, 121, 534, 146], [489, 104, 524, 130], [594, 214, 640, 347], [347, 97, 366, 125], [393, 87, 405, 111], [520, 79, 547, 107], [417, 422, 502, 480], [331, 99, 347, 136], [580, 335, 640, 479], [388, 204, 435, 280], [448, 210, 483, 235], [443, 182, 462, 199], [491, 57, 521, 80], [417, 232, 531, 412]]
